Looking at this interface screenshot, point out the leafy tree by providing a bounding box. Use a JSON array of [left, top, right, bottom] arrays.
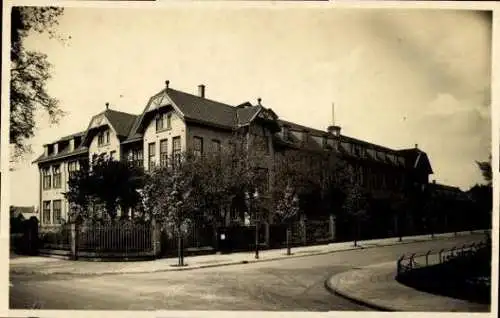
[[142, 153, 201, 266], [422, 193, 440, 238], [390, 193, 410, 241], [10, 6, 68, 159], [468, 184, 492, 230], [275, 184, 300, 255], [194, 133, 264, 249], [476, 155, 492, 186], [342, 181, 370, 247], [64, 154, 145, 222]]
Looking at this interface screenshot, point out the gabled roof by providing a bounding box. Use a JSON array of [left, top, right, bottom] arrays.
[[33, 146, 88, 164], [237, 105, 261, 126], [166, 88, 237, 128], [104, 109, 138, 138], [397, 148, 434, 174]]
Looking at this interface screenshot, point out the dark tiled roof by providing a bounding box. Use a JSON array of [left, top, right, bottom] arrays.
[[236, 105, 261, 126], [166, 88, 237, 129], [104, 109, 138, 138], [279, 119, 327, 137], [397, 148, 434, 173], [43, 131, 86, 146], [33, 147, 88, 164]]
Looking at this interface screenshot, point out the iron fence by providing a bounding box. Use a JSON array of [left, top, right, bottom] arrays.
[[77, 222, 152, 253], [397, 237, 491, 276], [305, 219, 330, 243]]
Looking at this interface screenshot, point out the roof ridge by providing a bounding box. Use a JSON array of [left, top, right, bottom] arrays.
[[167, 87, 236, 110]]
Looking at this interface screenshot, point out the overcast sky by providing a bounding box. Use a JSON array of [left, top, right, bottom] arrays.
[[9, 5, 492, 207]]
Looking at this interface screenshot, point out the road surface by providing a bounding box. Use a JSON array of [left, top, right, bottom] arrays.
[[10, 234, 484, 310]]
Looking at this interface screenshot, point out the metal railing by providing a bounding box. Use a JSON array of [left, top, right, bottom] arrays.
[[78, 222, 152, 253], [397, 236, 491, 276]]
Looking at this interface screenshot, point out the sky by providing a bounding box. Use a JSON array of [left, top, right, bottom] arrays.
[[9, 5, 492, 207]]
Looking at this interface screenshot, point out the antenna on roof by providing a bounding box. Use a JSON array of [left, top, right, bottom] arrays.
[[332, 102, 335, 126]]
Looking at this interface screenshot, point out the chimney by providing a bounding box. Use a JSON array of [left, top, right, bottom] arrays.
[[105, 102, 110, 110], [198, 84, 205, 98], [327, 125, 341, 137], [415, 143, 419, 149], [257, 98, 262, 106], [165, 80, 170, 89]]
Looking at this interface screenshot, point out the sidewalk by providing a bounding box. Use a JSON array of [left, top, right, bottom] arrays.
[[325, 261, 490, 312], [10, 230, 485, 276]]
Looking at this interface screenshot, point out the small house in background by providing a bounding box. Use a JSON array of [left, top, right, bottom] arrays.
[[10, 206, 38, 220]]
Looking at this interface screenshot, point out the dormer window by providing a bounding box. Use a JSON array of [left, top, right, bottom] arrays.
[[302, 131, 309, 143], [282, 126, 290, 141], [74, 136, 82, 149], [98, 129, 110, 146], [156, 112, 172, 131], [167, 113, 172, 130]]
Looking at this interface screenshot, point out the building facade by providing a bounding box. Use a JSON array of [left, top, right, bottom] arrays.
[[35, 81, 451, 231]]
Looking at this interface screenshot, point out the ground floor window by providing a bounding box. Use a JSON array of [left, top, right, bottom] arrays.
[[53, 200, 62, 224], [42, 201, 51, 224]]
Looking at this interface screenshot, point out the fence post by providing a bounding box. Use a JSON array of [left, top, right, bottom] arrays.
[[264, 222, 270, 248], [151, 218, 161, 258], [329, 215, 336, 242], [70, 222, 78, 260], [301, 217, 307, 245]]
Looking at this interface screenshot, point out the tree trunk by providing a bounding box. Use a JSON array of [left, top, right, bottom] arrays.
[[286, 225, 291, 256], [212, 221, 219, 252], [177, 227, 184, 266], [255, 221, 260, 259], [353, 219, 358, 247]]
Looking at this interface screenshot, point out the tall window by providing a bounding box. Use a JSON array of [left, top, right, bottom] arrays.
[[53, 200, 62, 224], [160, 139, 168, 167], [255, 168, 269, 194], [172, 136, 181, 163], [42, 201, 51, 224], [193, 136, 203, 157], [98, 130, 110, 146], [52, 165, 61, 188], [68, 161, 79, 179], [148, 142, 156, 170], [110, 150, 116, 160], [156, 113, 166, 131], [128, 149, 143, 167], [98, 132, 104, 146], [167, 114, 172, 130], [211, 139, 221, 153], [42, 168, 52, 190], [254, 135, 269, 154]]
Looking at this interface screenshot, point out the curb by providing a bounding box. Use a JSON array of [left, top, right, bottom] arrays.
[[10, 232, 485, 277], [324, 273, 394, 311]]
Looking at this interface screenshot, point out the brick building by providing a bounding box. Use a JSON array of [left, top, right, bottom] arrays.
[[34, 82, 459, 237]]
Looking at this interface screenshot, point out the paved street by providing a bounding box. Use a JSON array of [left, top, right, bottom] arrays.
[[10, 234, 485, 311]]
